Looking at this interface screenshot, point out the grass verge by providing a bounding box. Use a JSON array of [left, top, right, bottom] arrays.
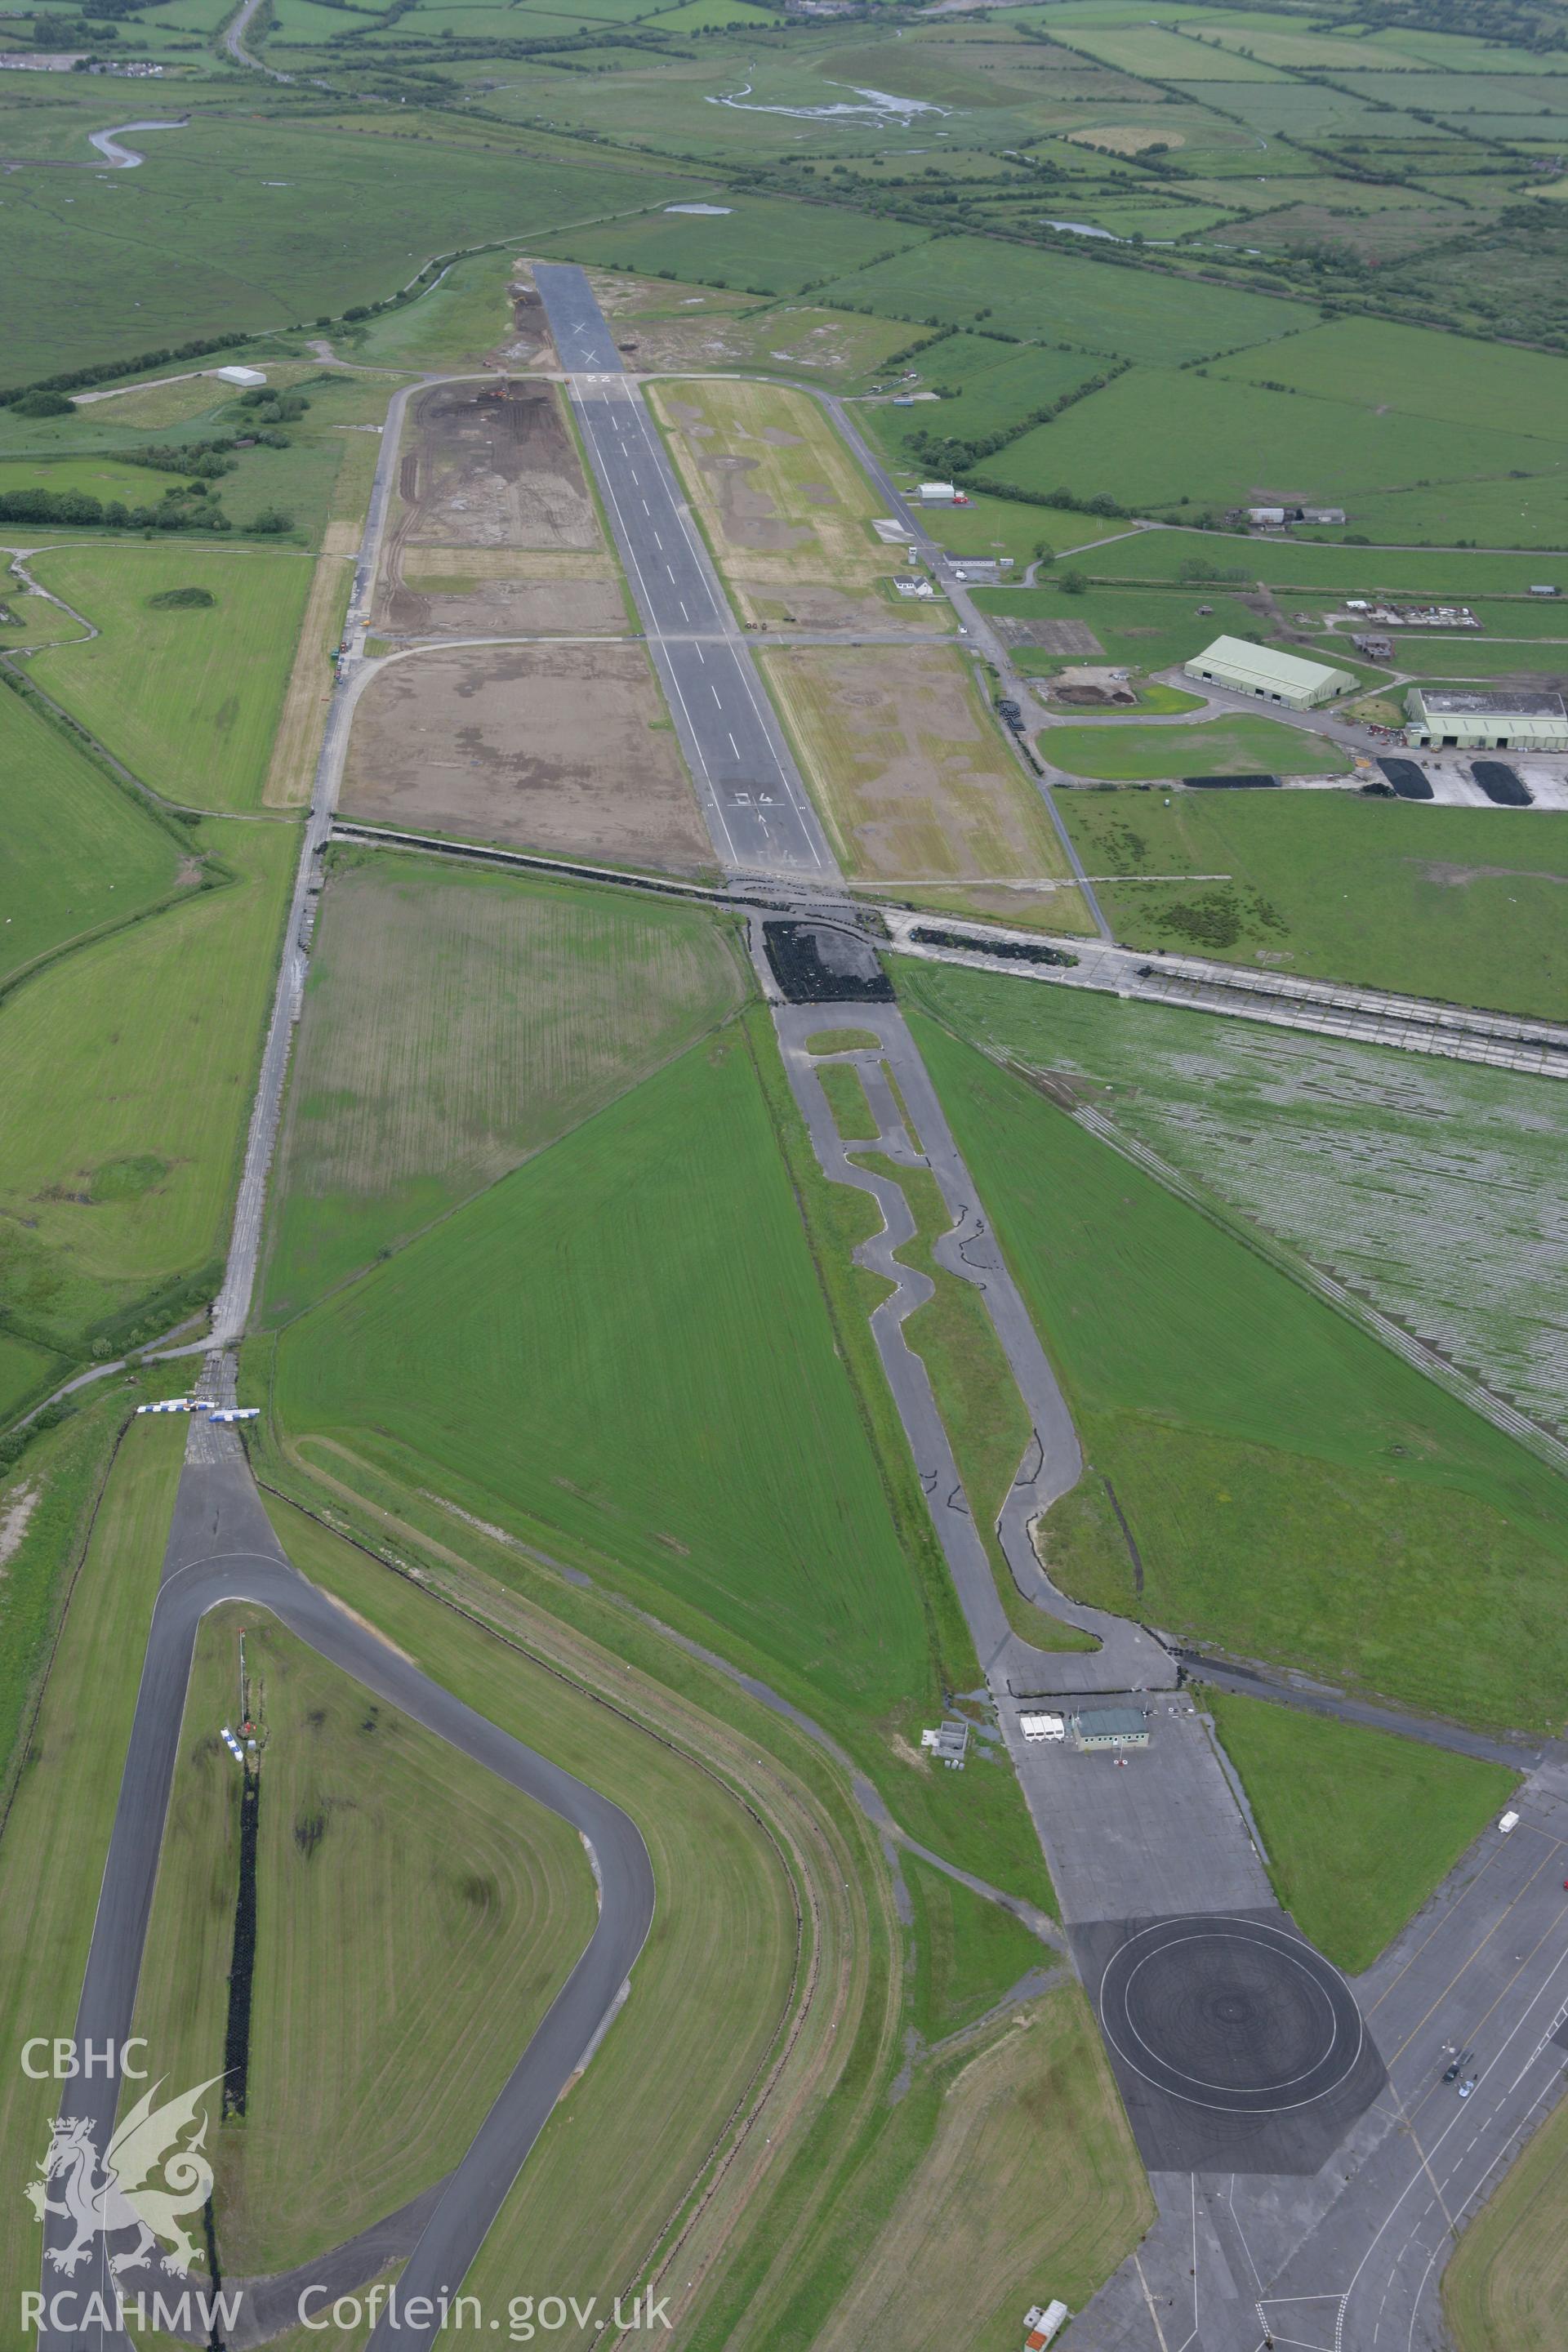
[[1205, 1689, 1517, 1972]]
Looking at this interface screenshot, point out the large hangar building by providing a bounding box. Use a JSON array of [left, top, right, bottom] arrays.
[[1184, 635, 1355, 710], [1405, 688, 1568, 752]]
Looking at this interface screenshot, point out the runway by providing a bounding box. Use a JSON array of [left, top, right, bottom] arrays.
[[533, 264, 840, 885], [39, 1438, 654, 2352]]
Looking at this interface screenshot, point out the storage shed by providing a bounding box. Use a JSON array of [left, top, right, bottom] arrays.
[[1405, 688, 1568, 752], [1069, 1707, 1149, 1753], [1186, 635, 1355, 710]]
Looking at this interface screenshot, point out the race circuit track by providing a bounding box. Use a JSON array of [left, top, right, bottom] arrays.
[[40, 1439, 654, 2352]]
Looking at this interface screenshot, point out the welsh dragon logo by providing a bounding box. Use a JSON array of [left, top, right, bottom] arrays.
[[25, 2075, 223, 2279]]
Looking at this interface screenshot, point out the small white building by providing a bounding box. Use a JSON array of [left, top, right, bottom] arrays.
[[1186, 635, 1354, 710], [920, 481, 957, 505], [212, 365, 268, 389]]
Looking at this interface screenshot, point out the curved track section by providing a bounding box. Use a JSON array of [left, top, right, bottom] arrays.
[[42, 1446, 653, 2352], [1098, 1915, 1364, 2116]]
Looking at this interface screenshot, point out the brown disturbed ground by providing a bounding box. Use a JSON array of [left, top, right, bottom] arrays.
[[405, 380, 597, 551], [341, 643, 714, 874], [376, 381, 622, 638]]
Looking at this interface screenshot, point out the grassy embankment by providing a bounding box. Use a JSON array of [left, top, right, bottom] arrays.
[[1444, 2093, 1568, 2352], [1206, 1690, 1517, 1971], [906, 1009, 1568, 1736]]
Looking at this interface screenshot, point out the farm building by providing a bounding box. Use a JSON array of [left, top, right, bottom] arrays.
[[1185, 636, 1354, 710], [1069, 1707, 1149, 1753], [1405, 688, 1568, 752]]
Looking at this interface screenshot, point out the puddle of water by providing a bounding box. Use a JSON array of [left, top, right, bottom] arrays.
[[707, 82, 950, 123], [1043, 217, 1174, 246], [665, 203, 733, 216]]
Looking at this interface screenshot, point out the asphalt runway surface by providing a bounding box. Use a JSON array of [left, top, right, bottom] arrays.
[[1084, 1911, 1383, 2178], [533, 265, 839, 885], [40, 1440, 653, 2352]]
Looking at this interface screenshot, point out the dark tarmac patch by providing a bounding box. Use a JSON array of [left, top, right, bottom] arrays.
[[764, 920, 892, 1004], [1182, 773, 1278, 790], [1472, 760, 1532, 807], [1378, 756, 1433, 800], [1073, 1910, 1384, 2175], [909, 924, 1077, 969]]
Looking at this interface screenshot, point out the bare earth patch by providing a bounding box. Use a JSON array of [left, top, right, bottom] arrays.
[[0, 1479, 39, 1573], [341, 643, 712, 874]]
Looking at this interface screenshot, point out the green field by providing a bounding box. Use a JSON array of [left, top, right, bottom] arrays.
[[866, 343, 1112, 466], [270, 1002, 1051, 1900], [0, 1416, 187, 2333], [130, 1606, 595, 2272], [789, 1983, 1153, 2352], [1214, 318, 1568, 443], [1045, 716, 1348, 780], [273, 1019, 938, 1717], [906, 1013, 1568, 1735], [818, 1059, 879, 1141], [816, 236, 1300, 365], [263, 855, 746, 1319], [0, 108, 702, 385], [0, 686, 185, 992], [1057, 789, 1568, 1016], [27, 547, 314, 812], [896, 960, 1568, 1429], [904, 1853, 1048, 2043], [1444, 2089, 1568, 2352], [0, 818, 294, 1360], [1205, 1690, 1517, 1971], [537, 199, 929, 297], [977, 581, 1281, 677], [990, 363, 1568, 522], [1080, 531, 1568, 601]]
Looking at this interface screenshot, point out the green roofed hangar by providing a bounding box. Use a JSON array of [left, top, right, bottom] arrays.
[[1185, 636, 1355, 710], [1405, 688, 1568, 752]]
